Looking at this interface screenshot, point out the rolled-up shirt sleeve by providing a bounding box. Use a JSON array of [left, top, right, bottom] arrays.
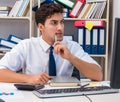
[[69, 41, 101, 67], [0, 43, 25, 72]]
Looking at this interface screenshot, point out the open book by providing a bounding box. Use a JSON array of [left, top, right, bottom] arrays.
[[49, 76, 80, 87]]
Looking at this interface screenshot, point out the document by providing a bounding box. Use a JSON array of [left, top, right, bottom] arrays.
[[49, 76, 80, 87], [0, 83, 24, 100]]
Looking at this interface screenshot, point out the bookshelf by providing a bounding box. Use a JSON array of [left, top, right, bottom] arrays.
[[0, 0, 34, 55], [64, 0, 109, 80]]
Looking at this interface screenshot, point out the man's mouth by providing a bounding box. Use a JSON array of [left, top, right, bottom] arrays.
[[55, 33, 63, 41], [56, 32, 62, 37]]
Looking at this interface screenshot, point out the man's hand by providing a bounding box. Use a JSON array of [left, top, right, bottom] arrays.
[[54, 41, 72, 60], [27, 72, 52, 84]]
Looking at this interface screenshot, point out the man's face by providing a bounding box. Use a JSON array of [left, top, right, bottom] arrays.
[[38, 13, 64, 45]]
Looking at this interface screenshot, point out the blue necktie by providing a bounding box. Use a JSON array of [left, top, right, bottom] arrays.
[[49, 46, 56, 76]]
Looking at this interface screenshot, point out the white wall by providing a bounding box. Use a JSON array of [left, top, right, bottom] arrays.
[[113, 0, 120, 17], [112, 0, 120, 37], [112, 0, 120, 38]]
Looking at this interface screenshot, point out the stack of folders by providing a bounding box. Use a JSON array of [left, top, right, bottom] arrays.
[[33, 0, 106, 19], [49, 76, 80, 87], [52, 0, 106, 19], [0, 35, 23, 51], [74, 20, 106, 54], [0, 6, 12, 17]]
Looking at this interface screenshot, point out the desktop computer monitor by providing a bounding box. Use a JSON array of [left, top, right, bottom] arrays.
[[110, 18, 120, 88]]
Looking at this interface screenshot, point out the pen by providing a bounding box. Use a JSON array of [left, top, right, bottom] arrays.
[[80, 83, 90, 88], [55, 35, 57, 42]]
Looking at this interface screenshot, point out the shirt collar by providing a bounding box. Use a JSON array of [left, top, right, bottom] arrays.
[[39, 36, 50, 52]]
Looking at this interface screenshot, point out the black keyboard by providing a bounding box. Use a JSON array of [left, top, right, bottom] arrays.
[[33, 86, 119, 98]]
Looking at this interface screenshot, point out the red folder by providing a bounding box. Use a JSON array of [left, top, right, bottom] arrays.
[[74, 20, 104, 27], [69, 0, 85, 18]]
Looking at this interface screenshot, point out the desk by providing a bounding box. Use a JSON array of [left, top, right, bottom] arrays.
[[1, 82, 120, 102], [2, 91, 120, 102]]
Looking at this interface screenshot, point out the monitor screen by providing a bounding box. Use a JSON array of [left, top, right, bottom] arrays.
[[110, 18, 120, 88]]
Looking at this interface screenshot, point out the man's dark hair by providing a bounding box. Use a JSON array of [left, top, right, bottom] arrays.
[[35, 3, 64, 25]]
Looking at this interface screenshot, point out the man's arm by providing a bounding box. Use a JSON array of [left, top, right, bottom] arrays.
[[0, 69, 51, 84], [54, 42, 103, 81], [68, 54, 103, 81]]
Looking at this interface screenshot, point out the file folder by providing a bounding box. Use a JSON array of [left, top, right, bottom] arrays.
[[74, 20, 104, 28], [8, 34, 23, 44], [84, 29, 92, 54], [0, 39, 17, 49], [69, 0, 85, 18], [91, 28, 99, 54], [17, 0, 30, 17], [78, 28, 85, 49], [55, 0, 75, 9], [98, 28, 106, 54], [9, 0, 23, 17]]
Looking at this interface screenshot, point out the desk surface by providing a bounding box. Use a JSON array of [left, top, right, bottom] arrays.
[[1, 82, 120, 102], [3, 91, 120, 102]]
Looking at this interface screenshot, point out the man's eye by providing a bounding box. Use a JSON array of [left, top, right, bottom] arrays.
[[51, 22, 58, 25]]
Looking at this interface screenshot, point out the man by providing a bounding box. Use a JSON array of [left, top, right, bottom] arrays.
[[0, 3, 103, 84]]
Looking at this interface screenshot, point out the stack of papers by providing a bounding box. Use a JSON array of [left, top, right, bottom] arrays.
[[49, 76, 80, 87], [0, 83, 24, 100]]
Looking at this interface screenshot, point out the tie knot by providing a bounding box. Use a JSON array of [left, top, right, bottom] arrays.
[[50, 46, 54, 51]]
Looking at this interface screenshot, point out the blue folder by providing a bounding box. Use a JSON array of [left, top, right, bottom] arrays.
[[0, 38, 17, 49], [77, 28, 85, 50], [91, 28, 99, 54], [98, 28, 106, 54], [84, 29, 92, 54], [7, 34, 23, 44]]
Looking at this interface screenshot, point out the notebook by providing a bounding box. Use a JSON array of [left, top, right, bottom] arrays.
[[49, 76, 80, 87]]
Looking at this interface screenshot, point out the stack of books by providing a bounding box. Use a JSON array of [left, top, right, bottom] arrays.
[[78, 0, 106, 19], [42, 0, 106, 19], [0, 6, 12, 17], [0, 35, 23, 53]]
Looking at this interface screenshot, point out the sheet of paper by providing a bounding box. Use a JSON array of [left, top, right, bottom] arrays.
[[0, 83, 24, 100], [89, 81, 110, 87]]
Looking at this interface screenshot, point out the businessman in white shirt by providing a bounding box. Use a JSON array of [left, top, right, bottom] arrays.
[[0, 3, 103, 84]]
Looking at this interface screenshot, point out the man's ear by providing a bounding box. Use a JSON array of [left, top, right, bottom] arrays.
[[38, 23, 44, 31]]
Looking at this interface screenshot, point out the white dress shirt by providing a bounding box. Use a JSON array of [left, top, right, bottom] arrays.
[[0, 36, 99, 76]]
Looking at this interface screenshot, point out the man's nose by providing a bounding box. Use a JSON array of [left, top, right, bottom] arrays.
[[57, 23, 63, 30]]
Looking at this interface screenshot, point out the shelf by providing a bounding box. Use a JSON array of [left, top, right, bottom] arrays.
[[0, 16, 31, 20], [64, 18, 108, 21]]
